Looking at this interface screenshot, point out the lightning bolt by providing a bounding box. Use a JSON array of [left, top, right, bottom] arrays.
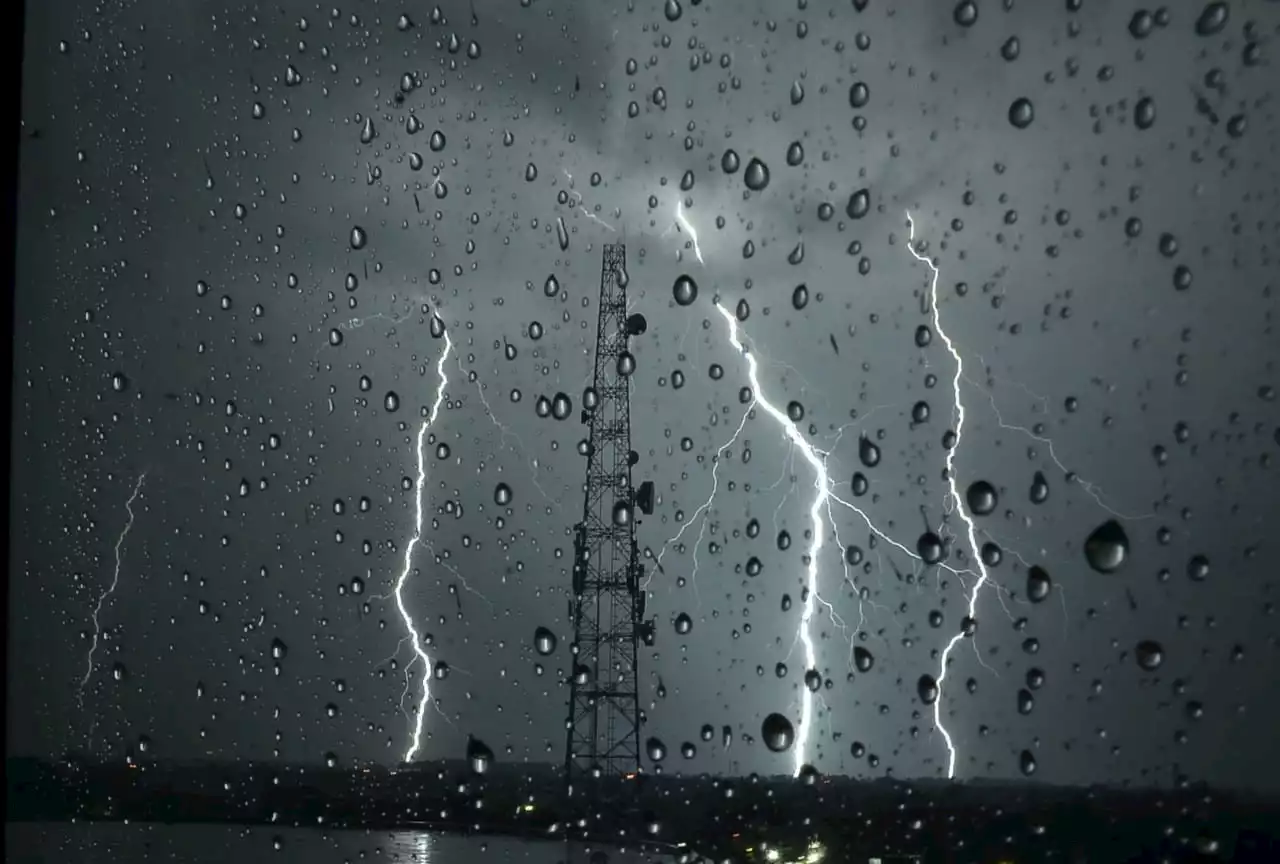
[[79, 472, 147, 701], [561, 169, 618, 233], [701, 299, 987, 775], [669, 202, 706, 265], [391, 315, 453, 763], [458, 354, 555, 505], [713, 303, 823, 778], [646, 402, 755, 606], [905, 211, 989, 780]]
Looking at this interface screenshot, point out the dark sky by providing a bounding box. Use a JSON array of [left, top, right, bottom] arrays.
[[11, 0, 1280, 791]]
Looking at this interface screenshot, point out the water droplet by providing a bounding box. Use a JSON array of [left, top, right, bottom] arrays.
[[494, 483, 512, 506], [112, 662, 127, 682], [1195, 2, 1228, 37], [1009, 97, 1035, 129], [1134, 96, 1156, 130], [383, 391, 400, 412], [663, 0, 683, 22], [674, 612, 693, 635], [858, 435, 881, 468], [953, 0, 978, 27], [271, 638, 288, 660], [786, 141, 804, 166], [848, 81, 869, 109], [917, 674, 938, 705], [556, 217, 569, 251], [791, 284, 809, 310], [853, 645, 874, 672], [551, 392, 572, 420], [761, 713, 795, 752], [1084, 520, 1129, 573], [1029, 471, 1049, 504], [543, 274, 560, 298], [533, 626, 557, 655], [917, 532, 945, 565], [672, 274, 698, 306], [1135, 639, 1164, 671], [349, 226, 367, 249], [966, 480, 997, 516], [1019, 749, 1037, 776], [1187, 554, 1209, 582], [846, 188, 870, 219], [721, 149, 740, 174], [611, 501, 632, 526], [111, 372, 129, 393], [466, 737, 494, 774], [1128, 10, 1154, 39], [743, 157, 770, 191], [700, 724, 714, 742], [1027, 566, 1052, 603]]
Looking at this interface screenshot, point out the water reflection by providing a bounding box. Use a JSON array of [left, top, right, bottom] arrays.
[[8, 823, 675, 864]]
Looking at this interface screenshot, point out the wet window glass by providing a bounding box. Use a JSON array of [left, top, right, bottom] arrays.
[[9, 1, 1279, 862]]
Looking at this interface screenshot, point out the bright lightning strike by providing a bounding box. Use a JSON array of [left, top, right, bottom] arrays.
[[392, 317, 454, 763], [673, 202, 705, 265], [79, 472, 147, 700], [714, 303, 822, 778], [905, 211, 989, 780]]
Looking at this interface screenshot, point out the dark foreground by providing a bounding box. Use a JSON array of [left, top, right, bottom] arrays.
[[9, 757, 1280, 863]]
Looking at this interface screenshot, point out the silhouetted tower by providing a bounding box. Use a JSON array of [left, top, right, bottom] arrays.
[[564, 243, 655, 799]]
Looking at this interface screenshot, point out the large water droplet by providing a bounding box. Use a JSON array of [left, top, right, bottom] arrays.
[[917, 674, 938, 705], [1084, 520, 1129, 573], [846, 188, 870, 219], [349, 225, 367, 249], [1009, 97, 1035, 129], [1195, 2, 1228, 37], [858, 435, 881, 468], [1026, 566, 1052, 603], [533, 627, 557, 656], [1135, 639, 1164, 671], [853, 645, 874, 672], [761, 713, 795, 753], [673, 274, 698, 306], [744, 158, 770, 191], [466, 737, 494, 774], [917, 532, 945, 565], [966, 480, 997, 516]]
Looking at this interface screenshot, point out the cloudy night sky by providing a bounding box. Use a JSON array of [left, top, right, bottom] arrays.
[[10, 0, 1279, 792]]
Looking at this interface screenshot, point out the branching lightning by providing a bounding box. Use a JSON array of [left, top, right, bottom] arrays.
[[459, 354, 555, 505], [714, 303, 824, 777], [391, 316, 454, 763], [79, 472, 147, 701], [904, 211, 991, 780], [664, 202, 706, 265], [653, 295, 988, 776], [646, 402, 756, 606], [561, 169, 618, 233]]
